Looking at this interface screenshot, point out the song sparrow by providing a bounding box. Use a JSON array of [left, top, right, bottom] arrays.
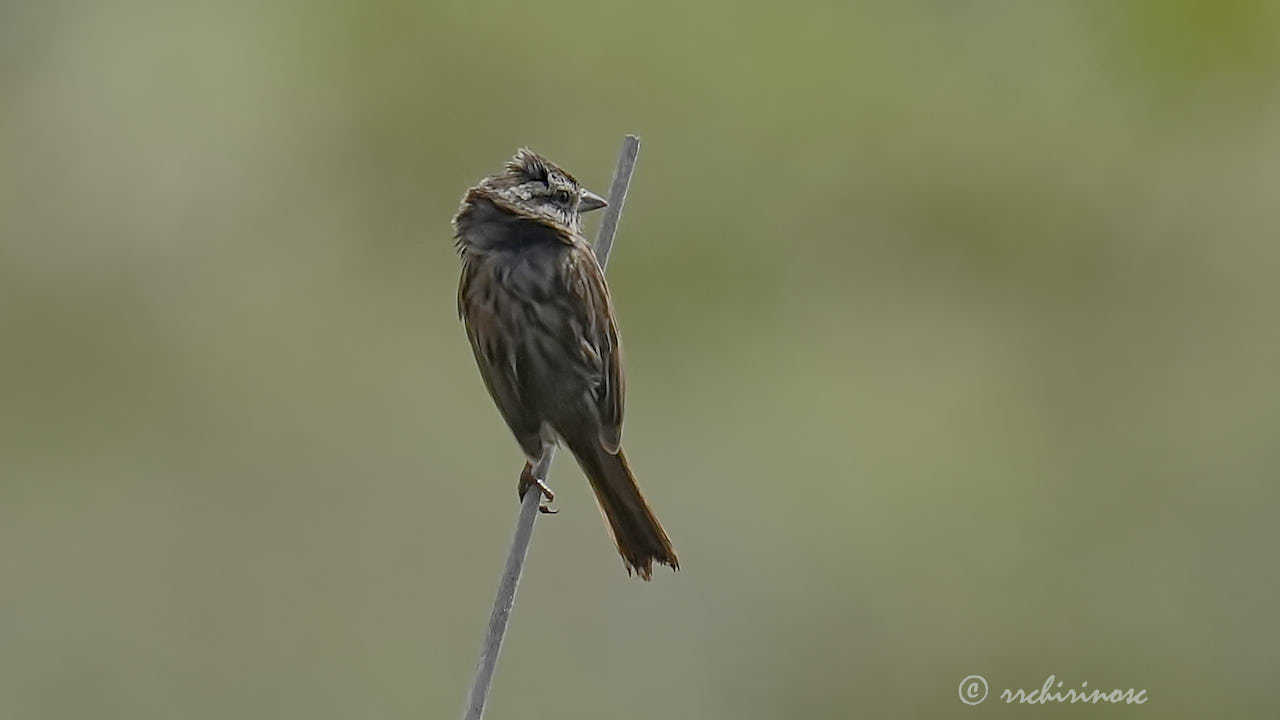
[[452, 148, 678, 580]]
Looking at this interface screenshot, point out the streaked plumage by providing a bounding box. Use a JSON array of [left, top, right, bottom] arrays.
[[452, 148, 677, 580]]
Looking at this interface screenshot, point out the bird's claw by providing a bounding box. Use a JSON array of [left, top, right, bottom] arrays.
[[532, 477, 557, 514], [518, 463, 558, 514]]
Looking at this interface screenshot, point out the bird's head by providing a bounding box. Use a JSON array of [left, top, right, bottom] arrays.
[[466, 148, 607, 232]]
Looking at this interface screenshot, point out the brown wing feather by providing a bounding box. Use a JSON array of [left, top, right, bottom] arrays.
[[569, 250, 625, 453]]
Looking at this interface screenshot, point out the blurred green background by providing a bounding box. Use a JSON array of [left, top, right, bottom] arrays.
[[3, 1, 1278, 718]]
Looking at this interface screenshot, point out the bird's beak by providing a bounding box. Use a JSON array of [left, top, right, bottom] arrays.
[[578, 189, 608, 213]]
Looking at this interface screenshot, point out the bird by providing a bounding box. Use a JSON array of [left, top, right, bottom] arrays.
[[452, 148, 677, 580]]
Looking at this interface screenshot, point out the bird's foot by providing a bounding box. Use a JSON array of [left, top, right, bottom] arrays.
[[518, 461, 558, 514], [534, 478, 558, 514]]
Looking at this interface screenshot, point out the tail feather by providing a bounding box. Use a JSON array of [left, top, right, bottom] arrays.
[[564, 437, 678, 580]]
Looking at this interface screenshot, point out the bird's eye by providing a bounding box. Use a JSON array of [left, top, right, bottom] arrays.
[[553, 188, 574, 205]]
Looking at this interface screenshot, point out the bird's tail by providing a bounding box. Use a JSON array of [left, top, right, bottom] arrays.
[[561, 436, 678, 580]]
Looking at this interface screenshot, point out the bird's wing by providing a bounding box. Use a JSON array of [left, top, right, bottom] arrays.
[[568, 249, 625, 453]]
